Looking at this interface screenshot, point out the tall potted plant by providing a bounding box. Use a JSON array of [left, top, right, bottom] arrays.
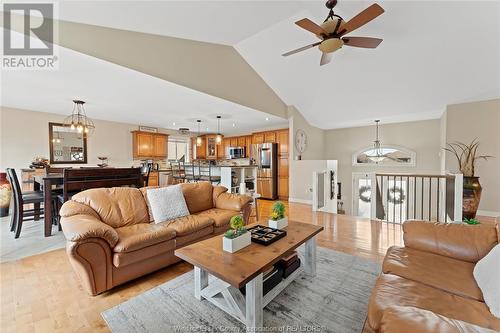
[[444, 139, 493, 219]]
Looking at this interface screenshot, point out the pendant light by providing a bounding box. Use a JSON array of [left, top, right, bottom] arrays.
[[367, 120, 386, 163], [196, 120, 202, 146], [215, 115, 222, 144], [63, 100, 95, 137]]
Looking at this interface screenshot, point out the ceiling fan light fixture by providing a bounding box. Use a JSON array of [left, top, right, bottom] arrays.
[[319, 17, 344, 35], [319, 38, 344, 53]]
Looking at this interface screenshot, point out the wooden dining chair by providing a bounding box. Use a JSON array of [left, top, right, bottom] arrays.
[[6, 168, 47, 239]]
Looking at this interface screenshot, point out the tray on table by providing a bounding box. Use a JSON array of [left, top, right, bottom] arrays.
[[247, 225, 287, 246]]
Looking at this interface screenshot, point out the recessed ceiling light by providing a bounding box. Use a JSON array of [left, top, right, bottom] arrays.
[[232, 123, 236, 127], [206, 127, 209, 131], [265, 117, 270, 121], [172, 122, 176, 126]]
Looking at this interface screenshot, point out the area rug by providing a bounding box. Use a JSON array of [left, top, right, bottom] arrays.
[[102, 247, 381, 333]]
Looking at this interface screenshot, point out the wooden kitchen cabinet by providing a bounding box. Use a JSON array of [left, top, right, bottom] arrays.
[[278, 157, 289, 178], [217, 139, 225, 159], [205, 135, 218, 159], [278, 177, 289, 198], [230, 138, 238, 147], [195, 137, 206, 159], [276, 129, 289, 156], [264, 131, 276, 143], [245, 136, 252, 157], [252, 133, 264, 144], [132, 131, 168, 158], [237, 136, 246, 147], [148, 171, 159, 186], [154, 135, 167, 157]]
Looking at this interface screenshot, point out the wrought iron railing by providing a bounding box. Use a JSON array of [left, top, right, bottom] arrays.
[[370, 173, 463, 223]]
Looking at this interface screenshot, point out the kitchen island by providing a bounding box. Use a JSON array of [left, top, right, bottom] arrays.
[[220, 165, 257, 195]]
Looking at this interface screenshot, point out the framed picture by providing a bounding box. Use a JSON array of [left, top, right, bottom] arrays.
[[139, 125, 158, 133]]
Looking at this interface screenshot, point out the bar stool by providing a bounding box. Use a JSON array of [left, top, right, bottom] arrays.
[[199, 164, 220, 185]]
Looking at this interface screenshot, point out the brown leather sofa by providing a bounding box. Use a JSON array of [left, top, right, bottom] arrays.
[[60, 182, 252, 295], [367, 220, 500, 333]]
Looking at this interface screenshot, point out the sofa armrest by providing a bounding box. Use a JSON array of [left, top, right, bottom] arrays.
[[380, 306, 497, 333], [402, 220, 499, 263], [61, 214, 119, 248], [214, 187, 252, 211]]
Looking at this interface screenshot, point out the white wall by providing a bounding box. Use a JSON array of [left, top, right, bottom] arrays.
[[443, 99, 500, 215], [323, 119, 442, 215], [0, 107, 180, 172], [287, 106, 328, 202]]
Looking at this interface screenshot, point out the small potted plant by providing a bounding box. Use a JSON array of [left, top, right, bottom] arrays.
[[269, 201, 288, 229], [223, 215, 251, 253]]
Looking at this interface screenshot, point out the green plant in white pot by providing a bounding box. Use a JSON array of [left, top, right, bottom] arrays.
[[269, 201, 288, 229], [223, 215, 251, 253]]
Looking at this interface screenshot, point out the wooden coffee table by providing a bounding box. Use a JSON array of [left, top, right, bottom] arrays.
[[175, 221, 323, 332]]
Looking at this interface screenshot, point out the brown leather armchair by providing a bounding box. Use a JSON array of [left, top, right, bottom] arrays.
[[60, 182, 252, 295], [367, 220, 500, 332]]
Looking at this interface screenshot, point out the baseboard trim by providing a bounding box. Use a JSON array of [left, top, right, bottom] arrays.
[[477, 210, 500, 217], [288, 197, 312, 205]]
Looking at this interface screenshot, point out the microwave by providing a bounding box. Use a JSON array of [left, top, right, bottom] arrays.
[[227, 147, 246, 159]]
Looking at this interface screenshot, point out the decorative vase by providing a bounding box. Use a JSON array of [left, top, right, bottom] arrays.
[[269, 217, 288, 229], [222, 232, 251, 253], [0, 172, 12, 217], [462, 176, 482, 220]]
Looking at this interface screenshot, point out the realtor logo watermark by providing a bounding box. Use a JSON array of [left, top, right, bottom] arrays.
[[2, 3, 58, 70]]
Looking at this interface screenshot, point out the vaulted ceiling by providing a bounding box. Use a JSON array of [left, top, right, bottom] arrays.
[[1, 1, 499, 131]]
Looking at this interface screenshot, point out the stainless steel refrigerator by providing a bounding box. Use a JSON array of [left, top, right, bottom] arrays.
[[251, 143, 278, 199]]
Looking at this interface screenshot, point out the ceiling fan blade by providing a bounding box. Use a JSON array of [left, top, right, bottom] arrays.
[[343, 37, 383, 48], [339, 4, 384, 36], [295, 18, 328, 37], [320, 52, 332, 66], [282, 41, 321, 56]]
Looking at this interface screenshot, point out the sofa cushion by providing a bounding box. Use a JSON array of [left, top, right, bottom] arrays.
[[72, 187, 150, 228], [139, 186, 159, 222], [403, 220, 499, 263], [383, 246, 483, 301], [380, 306, 498, 333], [113, 239, 176, 267], [146, 185, 190, 224], [195, 208, 236, 228], [368, 274, 500, 331], [181, 182, 213, 214], [161, 214, 213, 236], [114, 223, 176, 253], [474, 244, 500, 318]]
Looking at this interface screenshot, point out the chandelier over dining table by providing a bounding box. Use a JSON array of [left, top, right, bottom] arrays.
[[63, 100, 95, 136]]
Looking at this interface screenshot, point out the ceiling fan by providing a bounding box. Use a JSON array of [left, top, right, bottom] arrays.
[[282, 0, 384, 66]]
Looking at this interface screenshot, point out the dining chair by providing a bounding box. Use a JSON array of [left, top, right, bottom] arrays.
[[6, 168, 47, 239], [143, 164, 152, 187]]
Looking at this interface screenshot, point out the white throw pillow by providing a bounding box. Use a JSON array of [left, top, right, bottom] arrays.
[[146, 185, 189, 224], [473, 244, 500, 318]]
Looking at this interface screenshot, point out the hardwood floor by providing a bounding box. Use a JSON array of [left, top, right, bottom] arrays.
[[0, 200, 403, 333]]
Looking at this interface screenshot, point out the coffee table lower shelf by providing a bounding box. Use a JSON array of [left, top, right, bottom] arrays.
[[193, 237, 317, 332]]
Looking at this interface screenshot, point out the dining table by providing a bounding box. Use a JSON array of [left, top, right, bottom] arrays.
[[33, 173, 63, 237]]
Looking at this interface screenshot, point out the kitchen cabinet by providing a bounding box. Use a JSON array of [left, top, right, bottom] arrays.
[[230, 138, 238, 147], [237, 136, 246, 147], [148, 171, 159, 186], [154, 135, 167, 157], [205, 135, 218, 160], [264, 131, 276, 143], [278, 157, 289, 178], [217, 141, 225, 159], [278, 178, 289, 198], [252, 133, 264, 144], [132, 131, 168, 159], [276, 130, 289, 156], [245, 136, 252, 157], [192, 136, 206, 159]]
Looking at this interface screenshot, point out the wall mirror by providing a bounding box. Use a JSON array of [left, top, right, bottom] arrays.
[[49, 122, 88, 164]]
